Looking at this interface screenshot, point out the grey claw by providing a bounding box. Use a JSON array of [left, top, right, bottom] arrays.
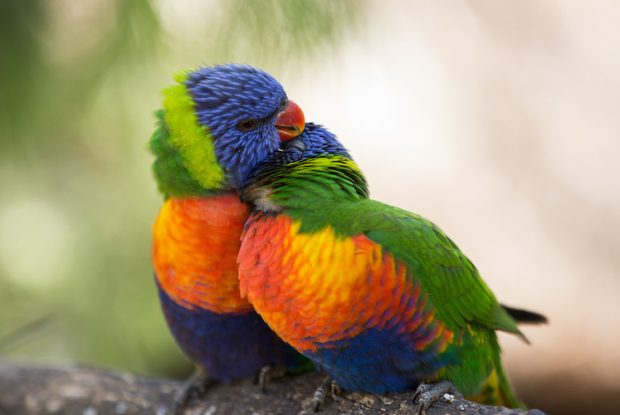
[[412, 381, 455, 415], [171, 369, 214, 415], [413, 382, 433, 402], [311, 376, 340, 412], [258, 366, 271, 394], [330, 379, 341, 402], [256, 365, 287, 393]]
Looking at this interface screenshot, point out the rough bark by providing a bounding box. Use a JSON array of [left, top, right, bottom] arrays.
[[0, 362, 546, 415]]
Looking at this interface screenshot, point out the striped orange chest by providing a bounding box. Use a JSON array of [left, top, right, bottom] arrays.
[[152, 194, 252, 314], [238, 213, 453, 354]]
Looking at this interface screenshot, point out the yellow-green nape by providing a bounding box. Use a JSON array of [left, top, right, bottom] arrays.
[[296, 156, 362, 174], [172, 69, 192, 83], [162, 71, 226, 190]]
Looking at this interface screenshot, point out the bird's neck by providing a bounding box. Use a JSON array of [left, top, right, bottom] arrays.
[[242, 155, 369, 214], [150, 110, 226, 199]]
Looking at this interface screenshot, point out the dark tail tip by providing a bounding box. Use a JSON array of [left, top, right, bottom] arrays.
[[501, 304, 548, 325]]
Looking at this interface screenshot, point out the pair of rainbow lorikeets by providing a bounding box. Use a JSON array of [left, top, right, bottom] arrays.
[[150, 64, 545, 413]]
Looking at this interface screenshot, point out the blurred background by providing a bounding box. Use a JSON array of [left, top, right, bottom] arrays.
[[1, 1, 619, 414]]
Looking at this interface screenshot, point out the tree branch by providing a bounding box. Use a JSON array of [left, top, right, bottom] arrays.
[[0, 362, 546, 415]]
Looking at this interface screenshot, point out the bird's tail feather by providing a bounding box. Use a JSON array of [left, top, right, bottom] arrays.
[[501, 304, 548, 325]]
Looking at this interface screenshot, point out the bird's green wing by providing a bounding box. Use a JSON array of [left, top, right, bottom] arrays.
[[322, 199, 523, 338]]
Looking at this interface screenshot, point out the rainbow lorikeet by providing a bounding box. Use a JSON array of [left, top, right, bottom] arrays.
[[149, 64, 309, 407], [237, 123, 545, 412]]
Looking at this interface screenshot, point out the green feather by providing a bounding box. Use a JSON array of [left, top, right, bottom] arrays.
[[149, 109, 214, 198], [246, 154, 526, 405], [149, 71, 232, 198], [251, 155, 522, 336], [162, 71, 226, 190]]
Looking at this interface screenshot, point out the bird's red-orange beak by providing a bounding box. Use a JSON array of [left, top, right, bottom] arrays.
[[275, 100, 305, 142]]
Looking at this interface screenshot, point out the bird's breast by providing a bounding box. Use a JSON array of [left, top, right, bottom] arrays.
[[152, 194, 252, 314], [238, 213, 453, 354]]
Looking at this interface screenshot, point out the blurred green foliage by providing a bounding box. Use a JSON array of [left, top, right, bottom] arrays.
[[0, 0, 363, 376]]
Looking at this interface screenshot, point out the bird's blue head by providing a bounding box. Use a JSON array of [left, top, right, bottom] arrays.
[[151, 64, 305, 195], [276, 122, 351, 162], [241, 123, 367, 211]]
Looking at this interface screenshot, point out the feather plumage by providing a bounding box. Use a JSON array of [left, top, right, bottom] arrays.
[[238, 128, 538, 407], [150, 65, 311, 382]]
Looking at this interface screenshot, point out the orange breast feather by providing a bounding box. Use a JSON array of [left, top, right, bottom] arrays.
[[153, 194, 252, 314], [238, 214, 453, 353]]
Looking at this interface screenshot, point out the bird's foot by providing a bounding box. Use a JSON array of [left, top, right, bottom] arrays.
[[256, 365, 287, 393], [312, 376, 341, 412], [170, 369, 215, 415], [413, 380, 456, 415]]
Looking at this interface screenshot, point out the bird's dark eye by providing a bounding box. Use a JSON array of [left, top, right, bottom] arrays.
[[279, 98, 289, 112], [237, 118, 259, 132]]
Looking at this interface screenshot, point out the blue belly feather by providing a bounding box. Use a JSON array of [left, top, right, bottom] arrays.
[[157, 280, 309, 381], [305, 328, 455, 393]]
